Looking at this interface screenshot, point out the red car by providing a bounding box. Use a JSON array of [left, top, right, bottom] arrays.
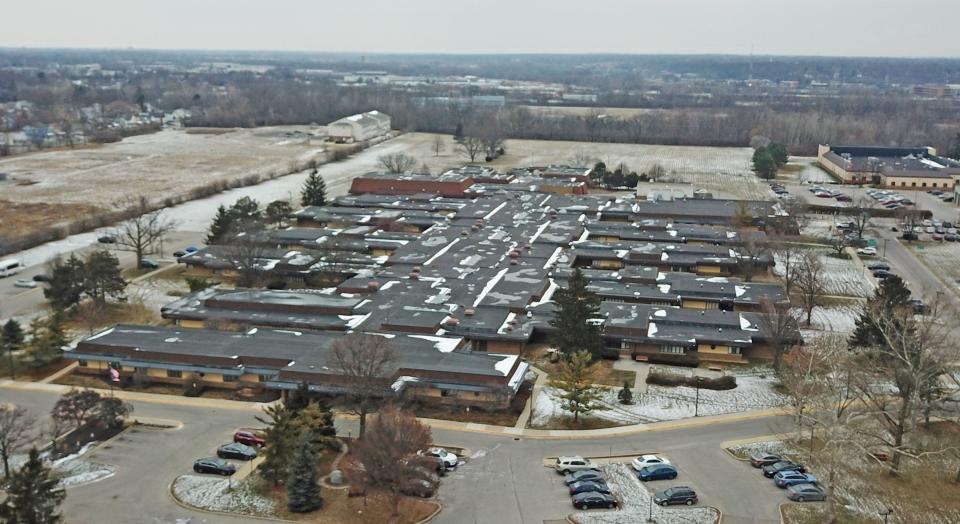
[[233, 429, 266, 447]]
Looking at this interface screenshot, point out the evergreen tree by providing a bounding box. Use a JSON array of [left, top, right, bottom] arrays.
[[27, 313, 68, 370], [286, 381, 314, 414], [82, 250, 126, 303], [618, 380, 633, 405], [43, 255, 85, 310], [255, 403, 298, 485], [2, 319, 24, 350], [229, 196, 262, 225], [549, 350, 605, 423], [205, 204, 233, 245], [850, 275, 912, 349], [294, 401, 337, 440], [591, 161, 607, 185], [752, 148, 777, 180], [549, 268, 604, 359], [0, 448, 66, 524], [767, 142, 789, 167], [300, 169, 327, 207], [286, 433, 323, 513], [453, 123, 464, 142]]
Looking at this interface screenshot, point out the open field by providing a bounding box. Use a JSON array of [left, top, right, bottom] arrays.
[[913, 241, 960, 293], [0, 126, 328, 207]]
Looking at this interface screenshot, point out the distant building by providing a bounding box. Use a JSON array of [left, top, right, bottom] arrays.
[[327, 110, 391, 143], [818, 144, 960, 189]]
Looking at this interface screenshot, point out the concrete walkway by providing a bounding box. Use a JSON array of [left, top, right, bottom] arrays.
[[612, 358, 650, 393], [0, 379, 274, 412], [513, 365, 547, 429]]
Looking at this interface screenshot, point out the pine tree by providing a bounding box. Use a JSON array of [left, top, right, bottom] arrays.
[[0, 448, 66, 524], [255, 403, 298, 485], [618, 380, 633, 405], [752, 148, 777, 180], [265, 200, 293, 228], [850, 275, 912, 349], [205, 204, 234, 245], [83, 250, 126, 303], [43, 254, 85, 310], [300, 169, 327, 207], [549, 350, 605, 423], [2, 319, 24, 349], [286, 433, 323, 513], [549, 268, 604, 359]]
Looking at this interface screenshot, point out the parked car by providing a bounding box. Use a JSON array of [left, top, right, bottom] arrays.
[[193, 457, 236, 476], [857, 247, 877, 256], [564, 470, 605, 485], [638, 464, 679, 481], [902, 232, 918, 241], [872, 269, 893, 279], [835, 194, 852, 202], [774, 471, 819, 488], [173, 250, 187, 258], [653, 486, 698, 506], [749, 452, 783, 468], [32, 274, 51, 282], [14, 279, 37, 289], [908, 299, 929, 314], [631, 455, 671, 471], [933, 233, 944, 242], [786, 483, 827, 502], [233, 429, 266, 447], [139, 259, 160, 269], [763, 461, 806, 478], [555, 456, 596, 474], [568, 480, 610, 496], [97, 235, 116, 244], [866, 263, 890, 271], [571, 491, 617, 510], [420, 448, 458, 469], [217, 442, 258, 460]]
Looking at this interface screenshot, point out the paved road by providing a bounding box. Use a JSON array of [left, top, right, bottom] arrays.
[[5, 388, 790, 524]]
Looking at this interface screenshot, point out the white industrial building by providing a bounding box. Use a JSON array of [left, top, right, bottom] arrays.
[[327, 110, 391, 143]]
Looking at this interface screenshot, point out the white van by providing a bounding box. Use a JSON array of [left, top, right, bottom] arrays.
[[0, 258, 23, 278]]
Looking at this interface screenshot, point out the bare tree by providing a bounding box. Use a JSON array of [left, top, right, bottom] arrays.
[[732, 232, 771, 282], [223, 224, 270, 288], [771, 240, 803, 295], [328, 333, 395, 439], [794, 250, 826, 326], [848, 197, 877, 240], [353, 404, 433, 515], [112, 198, 177, 268], [432, 135, 444, 157], [378, 153, 417, 174], [456, 136, 484, 163], [569, 150, 595, 168], [756, 297, 801, 372], [74, 300, 108, 335], [0, 405, 35, 478], [850, 290, 958, 475]]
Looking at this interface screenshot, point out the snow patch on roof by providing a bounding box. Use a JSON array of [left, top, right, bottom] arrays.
[[739, 314, 759, 332], [735, 285, 747, 298], [473, 267, 510, 307], [494, 355, 519, 376], [657, 284, 671, 294], [339, 312, 371, 329], [409, 335, 461, 353], [647, 322, 658, 336]]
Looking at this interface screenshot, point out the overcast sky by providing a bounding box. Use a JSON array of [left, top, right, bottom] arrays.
[[4, 0, 958, 58]]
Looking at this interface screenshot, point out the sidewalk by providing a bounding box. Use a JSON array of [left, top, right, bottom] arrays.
[[0, 379, 273, 412], [513, 365, 547, 429], [612, 359, 649, 393]]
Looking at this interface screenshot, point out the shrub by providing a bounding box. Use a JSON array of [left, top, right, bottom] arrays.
[[182, 374, 204, 397], [646, 370, 737, 390]]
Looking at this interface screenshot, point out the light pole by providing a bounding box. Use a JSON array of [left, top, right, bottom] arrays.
[[647, 494, 654, 522], [694, 377, 703, 417]]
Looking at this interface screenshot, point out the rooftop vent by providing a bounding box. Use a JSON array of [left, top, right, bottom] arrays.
[[445, 317, 460, 326], [411, 266, 422, 274], [509, 250, 520, 258], [409, 271, 419, 280], [367, 281, 381, 291], [464, 308, 476, 316]]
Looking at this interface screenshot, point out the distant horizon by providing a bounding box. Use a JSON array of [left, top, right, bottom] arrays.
[[3, 46, 960, 62], [5, 0, 960, 59]]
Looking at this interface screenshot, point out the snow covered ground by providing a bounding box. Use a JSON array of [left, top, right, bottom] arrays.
[[726, 440, 787, 460], [818, 252, 875, 298], [9, 442, 115, 488], [570, 463, 718, 524], [807, 303, 863, 333], [532, 373, 786, 427], [172, 475, 276, 516]]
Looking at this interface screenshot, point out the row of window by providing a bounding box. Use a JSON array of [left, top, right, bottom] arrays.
[[77, 361, 270, 382], [658, 345, 742, 355], [887, 180, 954, 188]]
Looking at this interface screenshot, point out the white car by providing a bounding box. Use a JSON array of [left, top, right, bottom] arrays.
[[631, 454, 672, 471], [857, 247, 877, 256], [555, 456, 596, 474], [13, 279, 37, 289], [419, 447, 458, 469]]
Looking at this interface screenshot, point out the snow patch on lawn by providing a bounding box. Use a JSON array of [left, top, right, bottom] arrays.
[[570, 463, 718, 524], [532, 374, 786, 426], [10, 443, 116, 488], [172, 475, 276, 516], [808, 303, 863, 333]]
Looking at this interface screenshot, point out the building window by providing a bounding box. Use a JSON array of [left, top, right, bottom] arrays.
[[223, 375, 237, 382], [258, 374, 273, 382], [78, 360, 88, 368], [729, 347, 742, 355], [166, 369, 182, 378], [135, 367, 149, 374], [911, 182, 917, 187], [660, 345, 685, 355], [922, 182, 927, 187], [440, 389, 455, 397]]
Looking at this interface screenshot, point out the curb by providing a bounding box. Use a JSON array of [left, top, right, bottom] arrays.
[[719, 434, 787, 461], [129, 416, 183, 429], [413, 501, 443, 524], [167, 475, 300, 523]]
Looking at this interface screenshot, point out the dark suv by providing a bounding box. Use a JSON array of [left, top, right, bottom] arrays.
[[654, 486, 698, 506], [638, 464, 678, 481], [763, 461, 806, 478]]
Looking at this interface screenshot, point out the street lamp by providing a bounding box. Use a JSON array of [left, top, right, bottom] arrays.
[[694, 376, 703, 417], [647, 494, 654, 522]]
